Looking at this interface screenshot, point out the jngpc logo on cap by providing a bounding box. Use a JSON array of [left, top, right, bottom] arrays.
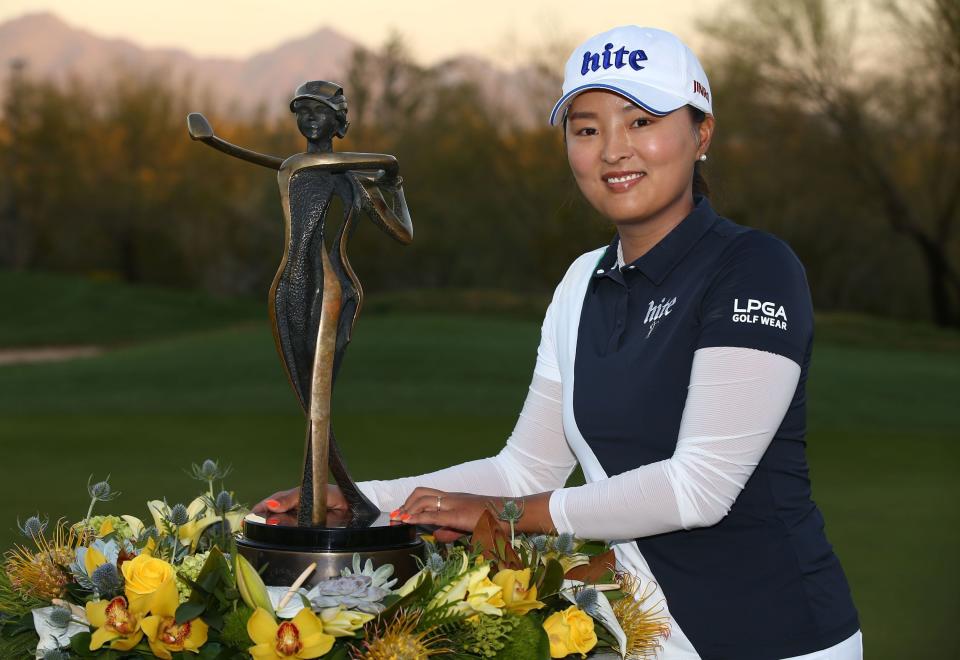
[[549, 26, 713, 126]]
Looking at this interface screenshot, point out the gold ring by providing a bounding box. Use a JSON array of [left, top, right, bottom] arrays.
[[436, 495, 442, 512]]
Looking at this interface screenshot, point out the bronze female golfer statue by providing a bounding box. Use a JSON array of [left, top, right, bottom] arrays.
[[187, 81, 413, 529]]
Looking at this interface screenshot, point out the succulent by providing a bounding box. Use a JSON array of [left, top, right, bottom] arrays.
[[308, 574, 389, 614], [340, 553, 397, 592]]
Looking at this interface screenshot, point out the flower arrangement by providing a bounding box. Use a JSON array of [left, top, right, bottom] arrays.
[[0, 461, 669, 659]]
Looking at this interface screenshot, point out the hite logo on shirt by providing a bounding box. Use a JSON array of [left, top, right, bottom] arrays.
[[732, 299, 788, 330], [644, 296, 677, 337]]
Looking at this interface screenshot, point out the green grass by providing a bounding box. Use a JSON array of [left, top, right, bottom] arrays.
[[0, 270, 262, 347], [0, 272, 958, 657]]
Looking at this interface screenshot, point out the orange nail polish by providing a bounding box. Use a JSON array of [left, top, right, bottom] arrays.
[[266, 499, 281, 510], [266, 517, 279, 525], [400, 513, 411, 521], [390, 509, 400, 518]]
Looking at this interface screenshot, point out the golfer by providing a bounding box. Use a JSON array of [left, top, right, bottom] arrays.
[[256, 26, 861, 659]]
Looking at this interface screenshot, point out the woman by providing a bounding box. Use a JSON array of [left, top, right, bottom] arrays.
[[255, 26, 861, 659]]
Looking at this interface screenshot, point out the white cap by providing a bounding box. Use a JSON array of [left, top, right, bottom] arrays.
[[548, 26, 713, 126]]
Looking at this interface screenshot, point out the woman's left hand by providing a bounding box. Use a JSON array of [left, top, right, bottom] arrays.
[[394, 487, 503, 543]]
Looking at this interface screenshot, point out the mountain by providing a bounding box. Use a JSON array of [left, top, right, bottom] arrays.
[[0, 12, 360, 114], [0, 11, 557, 125]]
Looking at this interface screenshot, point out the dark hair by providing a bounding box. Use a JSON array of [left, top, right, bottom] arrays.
[[688, 105, 710, 199]]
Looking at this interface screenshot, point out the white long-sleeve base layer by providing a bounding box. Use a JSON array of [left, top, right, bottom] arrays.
[[358, 345, 799, 540], [357, 346, 863, 659]]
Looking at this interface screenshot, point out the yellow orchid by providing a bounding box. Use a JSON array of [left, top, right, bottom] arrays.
[[317, 606, 374, 637], [121, 554, 178, 615], [85, 596, 144, 652], [396, 549, 468, 598], [432, 563, 505, 617], [492, 568, 545, 615], [139, 566, 208, 659], [147, 498, 244, 549], [247, 607, 335, 659]]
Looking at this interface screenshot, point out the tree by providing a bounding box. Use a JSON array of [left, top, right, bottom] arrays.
[[702, 0, 960, 326]]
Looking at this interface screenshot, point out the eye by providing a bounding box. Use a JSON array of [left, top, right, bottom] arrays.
[[573, 126, 598, 136], [631, 117, 652, 128]]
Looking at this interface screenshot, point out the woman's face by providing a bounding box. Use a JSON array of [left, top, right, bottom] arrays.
[[565, 90, 713, 227], [294, 98, 338, 142]]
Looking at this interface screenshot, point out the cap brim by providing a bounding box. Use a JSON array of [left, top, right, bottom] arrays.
[[548, 81, 688, 126], [290, 95, 341, 113]]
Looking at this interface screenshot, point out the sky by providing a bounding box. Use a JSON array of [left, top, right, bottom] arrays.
[[0, 0, 723, 67]]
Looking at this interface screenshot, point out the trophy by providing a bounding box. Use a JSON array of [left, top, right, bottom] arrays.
[[186, 81, 423, 584]]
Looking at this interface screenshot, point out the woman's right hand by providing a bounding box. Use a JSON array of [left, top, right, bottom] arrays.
[[251, 485, 348, 516]]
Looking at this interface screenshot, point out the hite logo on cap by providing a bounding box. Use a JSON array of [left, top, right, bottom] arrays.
[[693, 80, 710, 102], [581, 42, 649, 75]]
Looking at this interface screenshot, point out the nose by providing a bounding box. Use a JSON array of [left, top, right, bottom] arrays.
[[601, 123, 632, 164]]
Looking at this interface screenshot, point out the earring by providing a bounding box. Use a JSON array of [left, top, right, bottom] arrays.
[[698, 154, 708, 162]]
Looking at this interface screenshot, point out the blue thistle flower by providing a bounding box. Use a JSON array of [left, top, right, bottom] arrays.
[[188, 459, 232, 495], [92, 563, 122, 597], [48, 606, 73, 629], [166, 503, 191, 526], [555, 532, 576, 555], [214, 490, 234, 512], [529, 534, 551, 553], [426, 552, 445, 574], [86, 475, 119, 502], [17, 514, 48, 539], [574, 587, 600, 616]]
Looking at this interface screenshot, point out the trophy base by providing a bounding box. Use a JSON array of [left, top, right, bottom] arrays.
[[237, 512, 425, 587]]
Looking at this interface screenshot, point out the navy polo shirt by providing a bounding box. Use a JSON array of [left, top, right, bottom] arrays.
[[555, 196, 858, 658]]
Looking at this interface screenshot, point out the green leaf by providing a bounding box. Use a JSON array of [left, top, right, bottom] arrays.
[[203, 609, 225, 631], [534, 622, 552, 660], [175, 600, 206, 624], [537, 558, 565, 598], [69, 631, 94, 656], [380, 572, 434, 619], [197, 641, 223, 658], [323, 643, 352, 660]]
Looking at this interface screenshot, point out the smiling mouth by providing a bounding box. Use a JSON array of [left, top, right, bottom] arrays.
[[602, 171, 646, 190], [605, 173, 643, 183]]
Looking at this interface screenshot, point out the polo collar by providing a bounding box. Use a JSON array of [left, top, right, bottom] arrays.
[[592, 195, 719, 286]]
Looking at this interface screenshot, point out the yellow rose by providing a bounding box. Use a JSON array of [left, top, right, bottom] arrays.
[[121, 554, 177, 614], [492, 568, 544, 616], [543, 606, 597, 658]]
